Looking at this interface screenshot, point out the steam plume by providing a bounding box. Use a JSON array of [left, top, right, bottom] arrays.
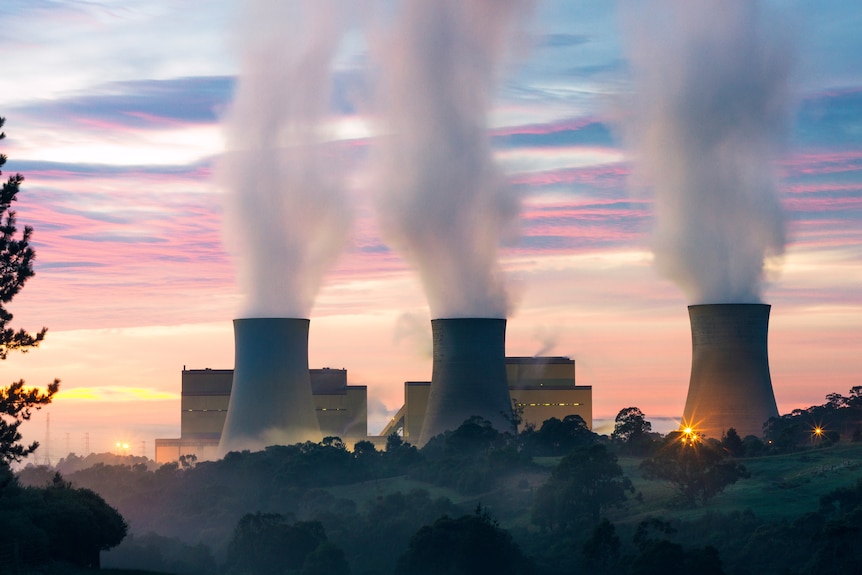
[[373, 0, 531, 318], [623, 0, 793, 304], [219, 0, 350, 317]]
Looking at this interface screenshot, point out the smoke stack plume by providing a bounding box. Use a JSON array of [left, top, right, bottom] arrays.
[[683, 304, 778, 438], [622, 0, 793, 304], [373, 0, 531, 319], [419, 318, 513, 445], [219, 318, 321, 454], [218, 0, 350, 318]]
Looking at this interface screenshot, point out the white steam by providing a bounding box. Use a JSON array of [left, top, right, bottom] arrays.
[[372, 0, 532, 319], [219, 0, 351, 318], [623, 0, 793, 304]]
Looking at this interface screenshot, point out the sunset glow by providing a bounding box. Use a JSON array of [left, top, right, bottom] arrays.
[[0, 0, 859, 460]]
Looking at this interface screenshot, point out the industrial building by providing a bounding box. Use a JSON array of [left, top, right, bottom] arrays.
[[380, 356, 592, 440], [155, 356, 591, 464], [155, 367, 367, 464]]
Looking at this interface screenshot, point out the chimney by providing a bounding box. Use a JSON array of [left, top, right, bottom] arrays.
[[418, 318, 513, 445], [682, 304, 779, 439], [219, 318, 322, 454]]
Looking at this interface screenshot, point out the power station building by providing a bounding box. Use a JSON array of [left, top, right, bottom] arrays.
[[155, 356, 591, 464], [380, 356, 592, 440], [155, 367, 367, 464]]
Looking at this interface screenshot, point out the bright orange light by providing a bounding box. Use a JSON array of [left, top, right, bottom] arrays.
[[678, 422, 702, 445], [813, 427, 823, 436]]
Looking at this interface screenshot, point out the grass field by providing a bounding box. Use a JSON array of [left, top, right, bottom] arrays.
[[330, 443, 862, 528], [608, 442, 862, 525], [321, 442, 862, 537]]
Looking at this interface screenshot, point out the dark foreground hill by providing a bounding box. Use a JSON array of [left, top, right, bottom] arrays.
[[14, 432, 862, 575]]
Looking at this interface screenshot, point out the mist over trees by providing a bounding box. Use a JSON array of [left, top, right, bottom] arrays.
[[533, 443, 634, 529], [9, 388, 862, 573], [395, 507, 534, 575], [640, 432, 750, 506]]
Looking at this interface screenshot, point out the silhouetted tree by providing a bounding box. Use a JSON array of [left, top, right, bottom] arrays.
[[806, 518, 862, 575], [0, 118, 47, 359], [763, 413, 809, 452], [225, 513, 327, 575], [762, 387, 862, 451], [300, 541, 351, 575], [526, 414, 597, 457], [340, 489, 461, 575], [720, 428, 744, 457], [383, 431, 421, 470], [741, 434, 766, 457], [178, 453, 197, 469], [352, 439, 377, 456], [412, 417, 532, 494], [444, 415, 501, 454], [0, 118, 58, 468], [25, 473, 128, 568], [395, 508, 533, 575], [103, 532, 217, 575], [533, 443, 633, 530], [322, 435, 346, 450], [385, 432, 404, 452], [581, 519, 622, 572], [351, 439, 379, 477], [640, 431, 750, 506], [612, 407, 653, 454], [1, 381, 58, 467], [630, 518, 725, 575]]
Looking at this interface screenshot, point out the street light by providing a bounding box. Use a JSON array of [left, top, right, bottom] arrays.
[[811, 426, 824, 446], [680, 424, 701, 445]]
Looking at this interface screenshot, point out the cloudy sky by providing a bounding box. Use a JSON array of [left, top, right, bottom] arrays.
[[2, 0, 860, 460]]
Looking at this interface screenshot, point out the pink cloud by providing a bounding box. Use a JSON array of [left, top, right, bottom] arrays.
[[511, 163, 629, 187]]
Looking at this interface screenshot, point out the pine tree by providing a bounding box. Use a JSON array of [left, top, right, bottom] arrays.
[[0, 116, 58, 466]]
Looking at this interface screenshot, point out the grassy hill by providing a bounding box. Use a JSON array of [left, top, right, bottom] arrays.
[[332, 442, 862, 529], [576, 442, 857, 527]]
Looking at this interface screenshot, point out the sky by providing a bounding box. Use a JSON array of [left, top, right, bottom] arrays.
[[1, 0, 859, 461]]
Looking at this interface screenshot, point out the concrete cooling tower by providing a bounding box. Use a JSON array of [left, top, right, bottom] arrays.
[[682, 304, 779, 439], [418, 318, 513, 446], [218, 318, 322, 454]]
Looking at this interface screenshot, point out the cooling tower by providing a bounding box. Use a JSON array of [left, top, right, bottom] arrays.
[[218, 318, 322, 455], [418, 318, 513, 446], [682, 304, 779, 439]]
